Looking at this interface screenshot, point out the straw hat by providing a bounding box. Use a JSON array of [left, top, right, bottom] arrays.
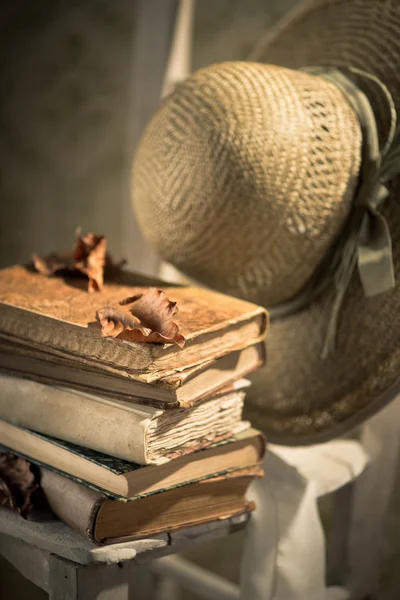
[[132, 0, 400, 444]]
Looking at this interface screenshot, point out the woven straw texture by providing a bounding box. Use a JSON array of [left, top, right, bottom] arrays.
[[133, 63, 361, 306], [133, 0, 400, 443]]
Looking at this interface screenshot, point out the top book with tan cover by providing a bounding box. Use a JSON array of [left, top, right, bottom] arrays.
[[0, 265, 268, 374]]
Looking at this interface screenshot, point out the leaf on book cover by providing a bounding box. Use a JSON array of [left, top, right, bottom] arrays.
[[72, 231, 107, 293], [97, 287, 186, 347], [32, 229, 125, 293], [0, 452, 41, 519]]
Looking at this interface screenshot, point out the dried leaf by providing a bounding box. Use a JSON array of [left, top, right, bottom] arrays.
[[0, 453, 40, 519], [32, 253, 72, 276], [97, 287, 185, 347], [72, 231, 107, 292], [0, 478, 15, 510], [32, 229, 124, 292]]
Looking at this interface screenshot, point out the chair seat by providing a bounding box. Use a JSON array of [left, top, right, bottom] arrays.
[[0, 506, 249, 566], [270, 439, 369, 497]]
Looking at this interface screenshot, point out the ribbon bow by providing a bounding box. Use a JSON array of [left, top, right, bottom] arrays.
[[312, 68, 399, 358], [269, 67, 400, 358]]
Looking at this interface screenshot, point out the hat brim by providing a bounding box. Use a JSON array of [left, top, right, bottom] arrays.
[[244, 0, 400, 444]]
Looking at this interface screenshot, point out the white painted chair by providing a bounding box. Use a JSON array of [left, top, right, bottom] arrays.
[[137, 7, 400, 598], [1, 398, 397, 599], [0, 508, 249, 599], [109, 2, 400, 597], [152, 396, 400, 600]]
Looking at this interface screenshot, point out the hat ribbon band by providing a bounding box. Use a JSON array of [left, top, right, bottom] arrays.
[[270, 67, 400, 358]]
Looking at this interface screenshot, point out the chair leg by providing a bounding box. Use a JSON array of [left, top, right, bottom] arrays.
[[345, 396, 400, 600], [48, 555, 156, 600], [122, 0, 179, 276], [154, 574, 182, 600], [158, 0, 195, 283], [239, 451, 340, 600], [162, 0, 194, 97], [152, 555, 238, 600]]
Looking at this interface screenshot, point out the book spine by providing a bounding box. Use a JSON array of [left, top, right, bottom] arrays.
[[40, 468, 103, 542], [0, 375, 150, 463], [0, 303, 156, 370], [41, 468, 259, 544]]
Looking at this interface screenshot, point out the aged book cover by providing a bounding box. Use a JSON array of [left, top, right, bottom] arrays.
[[0, 338, 264, 405], [0, 374, 249, 464], [40, 466, 262, 543], [0, 265, 268, 374], [0, 421, 265, 498]]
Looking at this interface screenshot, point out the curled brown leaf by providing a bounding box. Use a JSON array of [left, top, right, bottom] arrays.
[[0, 453, 40, 519], [72, 231, 107, 293], [97, 287, 185, 347], [32, 229, 124, 292], [32, 253, 70, 276]]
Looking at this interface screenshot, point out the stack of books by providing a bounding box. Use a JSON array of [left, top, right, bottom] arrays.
[[0, 263, 268, 544]]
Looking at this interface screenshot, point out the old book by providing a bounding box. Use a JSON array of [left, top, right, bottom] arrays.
[[0, 265, 267, 375], [0, 374, 248, 464], [0, 421, 265, 498], [0, 339, 264, 406], [40, 466, 261, 543]]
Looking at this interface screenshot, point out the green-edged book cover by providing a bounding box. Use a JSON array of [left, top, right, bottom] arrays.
[[0, 422, 264, 501]]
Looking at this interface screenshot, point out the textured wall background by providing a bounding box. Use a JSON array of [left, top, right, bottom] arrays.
[[0, 0, 135, 267], [0, 0, 296, 270], [0, 1, 399, 598]]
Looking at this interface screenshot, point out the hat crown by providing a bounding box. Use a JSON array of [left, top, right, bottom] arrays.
[[132, 62, 362, 306]]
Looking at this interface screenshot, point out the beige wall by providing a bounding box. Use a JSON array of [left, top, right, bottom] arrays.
[[0, 0, 296, 271]]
